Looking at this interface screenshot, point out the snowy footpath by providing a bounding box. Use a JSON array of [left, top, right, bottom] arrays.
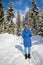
[[0, 33, 43, 65]]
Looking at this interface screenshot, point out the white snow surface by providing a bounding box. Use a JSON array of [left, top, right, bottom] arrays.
[[0, 33, 43, 65]]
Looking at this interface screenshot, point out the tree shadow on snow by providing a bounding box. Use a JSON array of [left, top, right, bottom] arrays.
[[15, 45, 24, 55], [33, 40, 43, 45]]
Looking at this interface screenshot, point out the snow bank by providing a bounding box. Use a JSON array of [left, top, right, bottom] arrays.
[[0, 33, 42, 48], [0, 33, 23, 49], [0, 33, 15, 48], [32, 35, 42, 44], [0, 33, 43, 65]]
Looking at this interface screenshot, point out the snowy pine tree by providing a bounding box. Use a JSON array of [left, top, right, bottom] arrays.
[[6, 0, 15, 34], [16, 11, 22, 36], [38, 10, 43, 37], [0, 0, 4, 33], [31, 0, 39, 35]]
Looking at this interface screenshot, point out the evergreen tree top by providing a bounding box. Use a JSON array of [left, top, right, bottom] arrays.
[[8, 0, 13, 8], [31, 0, 38, 12], [32, 0, 36, 5], [32, 0, 36, 3], [32, 0, 37, 9]]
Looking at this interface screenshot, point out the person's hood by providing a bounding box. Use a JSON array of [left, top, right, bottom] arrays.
[[24, 28, 29, 33]]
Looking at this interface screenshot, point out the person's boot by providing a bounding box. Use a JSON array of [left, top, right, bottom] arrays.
[[28, 54, 31, 59], [25, 54, 27, 59]]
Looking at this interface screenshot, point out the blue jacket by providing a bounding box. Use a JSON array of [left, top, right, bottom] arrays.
[[22, 28, 32, 47]]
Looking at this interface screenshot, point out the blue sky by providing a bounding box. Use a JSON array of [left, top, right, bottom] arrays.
[[2, 0, 43, 14]]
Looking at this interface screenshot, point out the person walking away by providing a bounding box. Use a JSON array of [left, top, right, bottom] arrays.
[[22, 23, 32, 59]]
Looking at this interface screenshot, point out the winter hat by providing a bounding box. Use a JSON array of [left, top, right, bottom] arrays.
[[23, 22, 29, 25]]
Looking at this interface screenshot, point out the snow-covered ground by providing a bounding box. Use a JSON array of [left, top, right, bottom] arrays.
[[0, 33, 43, 65]]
